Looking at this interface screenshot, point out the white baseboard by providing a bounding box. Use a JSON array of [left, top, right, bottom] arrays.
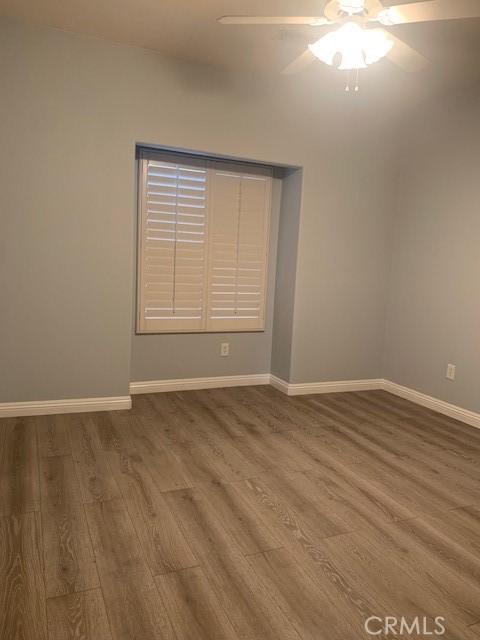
[[3, 375, 477, 431], [270, 375, 384, 396], [130, 374, 271, 395], [382, 380, 480, 430], [271, 375, 480, 430], [269, 375, 291, 394], [0, 395, 131, 418]]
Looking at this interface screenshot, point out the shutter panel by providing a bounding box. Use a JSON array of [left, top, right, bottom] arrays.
[[206, 165, 272, 332], [137, 155, 209, 332]]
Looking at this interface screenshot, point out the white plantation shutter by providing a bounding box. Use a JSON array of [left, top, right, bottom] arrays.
[[137, 153, 209, 332], [137, 151, 272, 334], [206, 164, 272, 331]]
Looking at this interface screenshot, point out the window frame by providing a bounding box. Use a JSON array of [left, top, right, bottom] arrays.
[[135, 150, 273, 335]]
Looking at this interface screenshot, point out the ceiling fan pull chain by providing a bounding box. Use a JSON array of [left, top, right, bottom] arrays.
[[345, 69, 360, 93], [345, 69, 351, 91]]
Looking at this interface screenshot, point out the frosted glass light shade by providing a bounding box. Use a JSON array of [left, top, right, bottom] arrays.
[[363, 29, 394, 64], [339, 48, 367, 70], [309, 22, 394, 70]]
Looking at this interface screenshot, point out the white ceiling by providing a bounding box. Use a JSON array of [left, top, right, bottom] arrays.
[[1, 0, 479, 86]]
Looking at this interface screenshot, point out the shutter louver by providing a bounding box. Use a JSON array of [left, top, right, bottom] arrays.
[[206, 166, 272, 331], [138, 156, 209, 332]]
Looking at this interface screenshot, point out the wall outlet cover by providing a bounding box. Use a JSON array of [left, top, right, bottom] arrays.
[[446, 364, 456, 381], [221, 343, 230, 357]]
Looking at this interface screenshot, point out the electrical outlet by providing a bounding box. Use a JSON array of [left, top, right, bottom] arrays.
[[446, 364, 456, 381], [220, 342, 230, 357]]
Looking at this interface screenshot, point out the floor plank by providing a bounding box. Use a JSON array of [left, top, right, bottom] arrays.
[[137, 394, 198, 445], [107, 447, 197, 575], [236, 474, 347, 543], [165, 487, 302, 640], [167, 440, 247, 486], [0, 512, 47, 640], [256, 468, 352, 538], [314, 394, 480, 488], [37, 415, 71, 458], [155, 566, 239, 640], [111, 413, 192, 492], [46, 589, 112, 640], [85, 498, 176, 640], [247, 547, 357, 640], [302, 457, 415, 527], [0, 417, 39, 516], [349, 458, 471, 517], [68, 415, 121, 504], [40, 455, 99, 597], [198, 480, 282, 556], [426, 505, 480, 557], [394, 516, 480, 593], [319, 525, 480, 639]]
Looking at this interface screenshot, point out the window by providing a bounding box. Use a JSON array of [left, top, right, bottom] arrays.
[[136, 150, 272, 333]]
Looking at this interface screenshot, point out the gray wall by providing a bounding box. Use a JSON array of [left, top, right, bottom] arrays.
[[271, 169, 302, 382], [0, 21, 134, 401], [384, 96, 480, 412], [290, 140, 396, 384], [0, 19, 395, 402], [131, 178, 282, 381]]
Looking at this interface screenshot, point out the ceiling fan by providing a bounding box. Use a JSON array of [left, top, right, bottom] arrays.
[[218, 0, 480, 75]]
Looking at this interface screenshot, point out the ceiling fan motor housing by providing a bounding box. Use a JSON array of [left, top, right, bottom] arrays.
[[338, 0, 366, 15]]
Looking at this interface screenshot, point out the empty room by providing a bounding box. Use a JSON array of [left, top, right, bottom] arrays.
[[1, 1, 480, 639]]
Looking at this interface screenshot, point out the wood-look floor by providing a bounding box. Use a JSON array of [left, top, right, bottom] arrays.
[[1, 387, 480, 640]]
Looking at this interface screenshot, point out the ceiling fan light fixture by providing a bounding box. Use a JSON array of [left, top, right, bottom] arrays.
[[309, 22, 393, 70]]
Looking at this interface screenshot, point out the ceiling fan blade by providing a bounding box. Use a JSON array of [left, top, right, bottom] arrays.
[[282, 49, 317, 74], [217, 16, 330, 25], [382, 0, 480, 25], [365, 0, 384, 17], [380, 30, 429, 71]]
